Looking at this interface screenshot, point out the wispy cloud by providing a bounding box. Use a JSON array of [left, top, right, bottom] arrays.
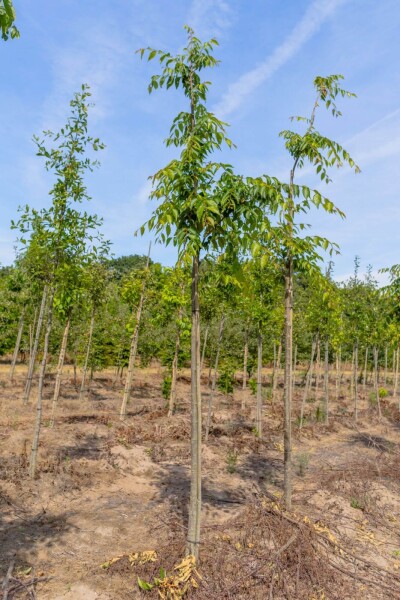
[[345, 107, 400, 165], [214, 0, 348, 118], [188, 0, 234, 38]]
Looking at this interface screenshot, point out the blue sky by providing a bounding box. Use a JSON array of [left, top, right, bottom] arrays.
[[1, 0, 399, 281]]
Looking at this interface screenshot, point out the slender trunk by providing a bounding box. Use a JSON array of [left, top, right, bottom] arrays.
[[292, 343, 297, 397], [50, 317, 71, 427], [255, 328, 263, 437], [9, 307, 25, 381], [383, 345, 388, 386], [324, 339, 329, 424], [187, 252, 202, 559], [283, 253, 293, 510], [350, 348, 355, 400], [314, 338, 321, 401], [73, 338, 78, 390], [79, 312, 95, 401], [168, 306, 183, 418], [363, 347, 368, 393], [24, 286, 48, 405], [300, 339, 316, 429], [272, 341, 282, 405], [373, 346, 381, 420], [336, 346, 342, 401], [241, 326, 249, 410], [354, 342, 359, 422], [205, 313, 225, 442], [29, 288, 55, 478], [394, 348, 399, 405], [200, 324, 209, 373]]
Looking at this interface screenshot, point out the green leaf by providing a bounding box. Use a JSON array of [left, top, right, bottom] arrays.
[[137, 577, 154, 591]]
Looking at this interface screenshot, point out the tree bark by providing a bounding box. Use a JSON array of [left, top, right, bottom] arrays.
[[168, 305, 183, 418], [384, 345, 388, 387], [354, 341, 358, 422], [79, 312, 95, 401], [241, 325, 249, 410], [292, 343, 297, 397], [29, 288, 55, 478], [373, 346, 381, 420], [363, 346, 368, 393], [200, 324, 209, 373], [272, 340, 282, 405], [9, 306, 25, 381], [24, 286, 48, 405], [187, 252, 202, 559], [314, 338, 321, 401], [300, 339, 316, 430], [394, 348, 399, 406], [50, 316, 71, 427], [324, 339, 329, 424], [255, 327, 263, 437], [205, 313, 225, 442], [283, 254, 293, 510]]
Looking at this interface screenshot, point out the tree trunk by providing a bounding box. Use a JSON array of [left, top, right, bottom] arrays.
[[200, 324, 209, 373], [384, 345, 388, 387], [323, 339, 329, 424], [363, 346, 368, 393], [354, 341, 358, 422], [394, 348, 399, 406], [255, 328, 263, 437], [29, 288, 55, 478], [50, 316, 71, 427], [283, 255, 293, 510], [24, 285, 48, 405], [373, 346, 381, 420], [335, 347, 342, 401], [205, 313, 225, 442], [187, 252, 202, 559], [300, 339, 316, 430], [79, 312, 95, 401], [9, 307, 25, 381], [272, 340, 282, 405], [241, 326, 249, 410], [314, 338, 321, 401], [168, 306, 183, 418], [292, 343, 297, 396]]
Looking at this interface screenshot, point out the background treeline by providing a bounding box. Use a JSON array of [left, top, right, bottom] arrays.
[[1, 252, 399, 383]]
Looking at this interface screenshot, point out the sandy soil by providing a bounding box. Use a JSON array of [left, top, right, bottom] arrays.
[[1, 363, 400, 599]]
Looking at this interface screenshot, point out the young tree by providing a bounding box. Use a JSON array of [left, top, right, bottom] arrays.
[[138, 27, 260, 558]]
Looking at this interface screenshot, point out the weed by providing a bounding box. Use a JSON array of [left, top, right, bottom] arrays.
[[369, 392, 377, 407], [162, 373, 172, 400], [249, 378, 257, 396], [379, 387, 388, 398], [296, 453, 310, 477], [306, 397, 316, 404], [226, 449, 238, 474], [350, 497, 365, 510], [315, 406, 325, 422]]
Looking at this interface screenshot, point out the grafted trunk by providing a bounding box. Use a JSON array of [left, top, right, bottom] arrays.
[[79, 312, 95, 401], [187, 252, 202, 559], [255, 328, 263, 437], [29, 288, 55, 478], [300, 339, 316, 430], [24, 286, 48, 405], [323, 339, 329, 424], [205, 313, 225, 442], [50, 316, 71, 427], [9, 307, 25, 381], [168, 305, 183, 418]]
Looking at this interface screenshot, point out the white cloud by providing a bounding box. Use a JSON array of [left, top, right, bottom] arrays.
[[214, 0, 348, 118], [188, 0, 233, 38]]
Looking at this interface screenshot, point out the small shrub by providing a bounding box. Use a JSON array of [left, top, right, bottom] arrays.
[[296, 453, 310, 477], [315, 406, 325, 422], [218, 363, 235, 395], [350, 497, 365, 510], [369, 392, 377, 407], [226, 449, 238, 474], [162, 373, 172, 400], [249, 378, 257, 396], [379, 387, 388, 398], [306, 397, 316, 404]]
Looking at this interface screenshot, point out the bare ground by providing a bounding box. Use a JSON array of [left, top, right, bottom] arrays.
[[1, 363, 400, 599]]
